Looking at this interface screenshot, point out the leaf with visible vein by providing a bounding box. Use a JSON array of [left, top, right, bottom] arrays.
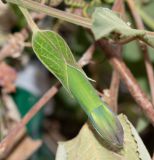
[[92, 7, 154, 48], [32, 30, 81, 92], [56, 114, 151, 160]]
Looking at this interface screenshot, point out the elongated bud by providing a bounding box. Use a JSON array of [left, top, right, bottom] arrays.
[[32, 30, 124, 149], [89, 105, 124, 148], [67, 66, 124, 148]]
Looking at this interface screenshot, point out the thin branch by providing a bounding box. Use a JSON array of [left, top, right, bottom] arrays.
[[6, 0, 92, 29], [19, 7, 39, 32], [0, 43, 95, 156], [5, 0, 154, 40], [126, 0, 154, 106], [115, 36, 138, 45], [99, 40, 154, 125], [0, 82, 60, 157], [141, 45, 154, 106], [109, 70, 120, 113], [126, 0, 144, 28], [112, 0, 125, 17], [78, 44, 95, 67], [108, 0, 124, 113]]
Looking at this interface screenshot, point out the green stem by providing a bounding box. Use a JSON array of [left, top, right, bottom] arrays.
[[19, 7, 39, 32], [6, 0, 92, 28]]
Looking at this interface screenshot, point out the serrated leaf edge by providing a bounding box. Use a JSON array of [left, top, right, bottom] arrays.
[[121, 114, 141, 160]]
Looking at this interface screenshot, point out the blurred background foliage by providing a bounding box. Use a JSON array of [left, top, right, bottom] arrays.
[[0, 0, 154, 159]]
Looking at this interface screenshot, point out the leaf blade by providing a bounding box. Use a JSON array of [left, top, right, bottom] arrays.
[[92, 7, 145, 40], [32, 30, 78, 91], [56, 114, 151, 160]]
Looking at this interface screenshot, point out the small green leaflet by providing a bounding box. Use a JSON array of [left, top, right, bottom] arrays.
[[92, 7, 154, 48], [32, 30, 83, 92]]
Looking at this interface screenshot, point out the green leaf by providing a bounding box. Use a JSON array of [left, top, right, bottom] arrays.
[[92, 7, 145, 40], [32, 30, 82, 92], [56, 114, 151, 160], [92, 7, 154, 48]]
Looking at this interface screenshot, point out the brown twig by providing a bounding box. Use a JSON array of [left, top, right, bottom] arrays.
[[99, 40, 154, 125], [6, 0, 92, 29], [141, 45, 154, 106], [126, 0, 144, 29], [126, 0, 154, 106], [115, 36, 138, 45], [0, 82, 60, 157], [0, 43, 95, 156], [78, 44, 95, 67], [109, 68, 120, 113], [112, 0, 125, 17], [108, 0, 124, 113]]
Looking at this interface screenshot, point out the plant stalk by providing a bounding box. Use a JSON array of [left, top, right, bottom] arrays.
[[19, 7, 38, 32], [6, 0, 92, 28]]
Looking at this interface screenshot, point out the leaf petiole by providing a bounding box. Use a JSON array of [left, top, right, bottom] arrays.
[[18, 7, 39, 33]]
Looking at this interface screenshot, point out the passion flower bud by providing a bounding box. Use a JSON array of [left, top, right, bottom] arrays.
[[67, 65, 124, 149], [32, 30, 124, 149], [89, 105, 124, 148]]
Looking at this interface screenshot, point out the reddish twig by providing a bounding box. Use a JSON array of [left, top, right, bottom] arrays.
[[99, 40, 154, 125], [126, 0, 144, 29], [109, 69, 120, 113], [0, 43, 96, 156], [112, 0, 125, 17], [107, 0, 124, 113], [78, 44, 95, 67], [141, 45, 154, 106], [126, 0, 154, 106], [115, 36, 138, 45], [0, 82, 60, 157]]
